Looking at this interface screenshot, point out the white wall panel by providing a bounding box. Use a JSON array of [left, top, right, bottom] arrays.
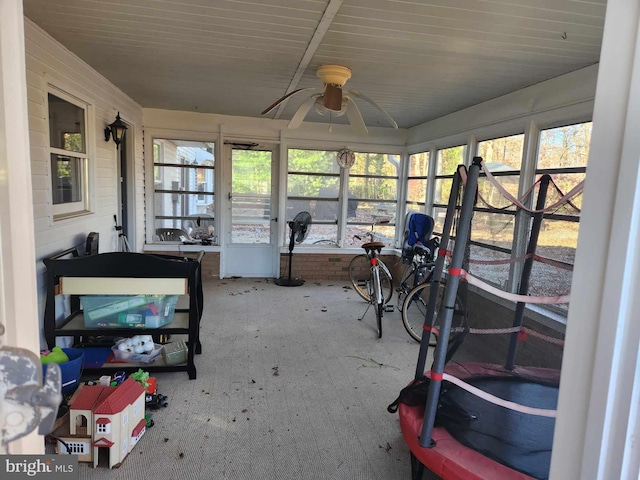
[[24, 19, 143, 347]]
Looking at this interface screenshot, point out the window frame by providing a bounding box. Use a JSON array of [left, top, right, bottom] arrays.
[[46, 86, 93, 220], [528, 121, 590, 315], [431, 144, 466, 235], [285, 148, 341, 245], [151, 138, 216, 243], [346, 151, 400, 247], [467, 133, 526, 290], [406, 151, 429, 209]]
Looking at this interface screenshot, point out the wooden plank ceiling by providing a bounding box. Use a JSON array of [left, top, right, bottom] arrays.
[[23, 0, 606, 129]]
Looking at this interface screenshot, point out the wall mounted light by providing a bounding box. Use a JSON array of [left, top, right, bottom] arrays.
[[104, 112, 127, 147]]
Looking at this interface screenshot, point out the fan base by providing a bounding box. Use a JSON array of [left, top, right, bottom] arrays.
[[275, 278, 305, 287]]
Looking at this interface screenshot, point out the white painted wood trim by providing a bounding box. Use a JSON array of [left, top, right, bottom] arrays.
[[60, 277, 188, 295], [550, 0, 640, 478], [0, 0, 43, 454]]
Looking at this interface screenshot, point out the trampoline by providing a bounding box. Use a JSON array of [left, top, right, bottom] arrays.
[[389, 158, 577, 480], [398, 363, 560, 480]]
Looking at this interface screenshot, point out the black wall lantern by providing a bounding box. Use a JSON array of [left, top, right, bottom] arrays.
[[104, 112, 127, 147]]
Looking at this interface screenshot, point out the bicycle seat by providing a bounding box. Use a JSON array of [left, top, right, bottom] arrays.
[[362, 241, 385, 252]]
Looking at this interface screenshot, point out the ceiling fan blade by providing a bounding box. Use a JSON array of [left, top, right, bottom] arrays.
[[288, 94, 320, 129], [261, 87, 322, 115], [323, 84, 343, 111], [347, 90, 398, 129], [345, 99, 368, 135]]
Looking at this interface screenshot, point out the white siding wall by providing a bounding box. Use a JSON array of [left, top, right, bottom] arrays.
[[24, 19, 144, 347]]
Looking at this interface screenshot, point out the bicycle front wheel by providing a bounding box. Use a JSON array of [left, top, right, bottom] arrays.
[[348, 254, 393, 304], [401, 282, 465, 344]]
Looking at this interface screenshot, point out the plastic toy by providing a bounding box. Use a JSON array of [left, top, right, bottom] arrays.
[[145, 393, 168, 410], [52, 377, 147, 468], [110, 371, 126, 386], [129, 369, 150, 390], [40, 346, 69, 364]]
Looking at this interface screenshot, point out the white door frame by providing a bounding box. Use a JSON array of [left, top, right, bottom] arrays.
[[221, 143, 279, 278]]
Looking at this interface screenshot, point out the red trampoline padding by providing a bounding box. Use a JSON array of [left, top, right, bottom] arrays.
[[399, 403, 535, 480], [396, 364, 559, 480]]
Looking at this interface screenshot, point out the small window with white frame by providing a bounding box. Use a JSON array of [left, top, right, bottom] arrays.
[[47, 89, 90, 220]]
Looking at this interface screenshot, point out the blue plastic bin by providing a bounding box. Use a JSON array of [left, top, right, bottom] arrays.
[[43, 347, 84, 396]]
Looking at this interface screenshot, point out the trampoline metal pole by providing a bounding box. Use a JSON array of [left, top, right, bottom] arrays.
[[419, 157, 482, 448], [505, 174, 551, 370], [414, 167, 464, 379]]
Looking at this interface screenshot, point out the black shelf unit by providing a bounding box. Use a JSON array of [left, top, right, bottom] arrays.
[[43, 251, 204, 379]]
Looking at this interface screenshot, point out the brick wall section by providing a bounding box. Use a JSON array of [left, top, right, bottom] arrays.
[[279, 253, 404, 283]]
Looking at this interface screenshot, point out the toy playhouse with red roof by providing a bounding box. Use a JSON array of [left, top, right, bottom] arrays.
[[55, 377, 147, 468]]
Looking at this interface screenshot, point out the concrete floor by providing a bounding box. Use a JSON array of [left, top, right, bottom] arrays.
[[63, 277, 437, 480]]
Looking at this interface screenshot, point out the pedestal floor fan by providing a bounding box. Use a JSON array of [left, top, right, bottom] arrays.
[[276, 211, 312, 287]]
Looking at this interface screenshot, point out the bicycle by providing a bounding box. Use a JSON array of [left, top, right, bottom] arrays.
[[357, 240, 389, 338], [396, 240, 438, 308], [401, 277, 467, 345], [348, 224, 393, 305], [312, 239, 340, 246]]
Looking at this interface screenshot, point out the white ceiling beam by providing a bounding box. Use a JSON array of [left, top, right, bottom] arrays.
[[272, 0, 344, 119]]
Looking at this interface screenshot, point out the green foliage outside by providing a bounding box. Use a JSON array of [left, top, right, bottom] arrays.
[[232, 150, 272, 194]]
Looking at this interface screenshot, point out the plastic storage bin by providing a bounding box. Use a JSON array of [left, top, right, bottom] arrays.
[[111, 338, 163, 364], [81, 294, 178, 328], [162, 341, 188, 365], [42, 347, 84, 396]]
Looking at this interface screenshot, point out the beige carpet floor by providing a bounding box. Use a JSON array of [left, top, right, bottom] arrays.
[[62, 277, 438, 480]]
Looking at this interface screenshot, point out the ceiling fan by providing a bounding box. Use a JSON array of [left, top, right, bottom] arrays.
[[261, 65, 398, 134]]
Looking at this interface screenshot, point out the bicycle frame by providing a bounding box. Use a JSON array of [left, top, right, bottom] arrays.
[[398, 247, 435, 302], [370, 254, 383, 305], [358, 241, 387, 338], [377, 258, 393, 285]]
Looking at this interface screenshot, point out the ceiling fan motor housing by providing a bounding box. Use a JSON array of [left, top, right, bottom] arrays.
[[317, 65, 352, 111], [323, 84, 343, 111]]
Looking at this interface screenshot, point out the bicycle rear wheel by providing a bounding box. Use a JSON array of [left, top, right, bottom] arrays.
[[348, 254, 393, 304], [401, 281, 465, 344]]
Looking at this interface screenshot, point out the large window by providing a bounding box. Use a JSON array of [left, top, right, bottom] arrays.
[[433, 145, 465, 233], [286, 149, 340, 244], [347, 153, 399, 246], [153, 139, 215, 243], [470, 134, 525, 288], [48, 91, 89, 219], [406, 151, 429, 217], [529, 122, 590, 312], [285, 149, 399, 246]]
